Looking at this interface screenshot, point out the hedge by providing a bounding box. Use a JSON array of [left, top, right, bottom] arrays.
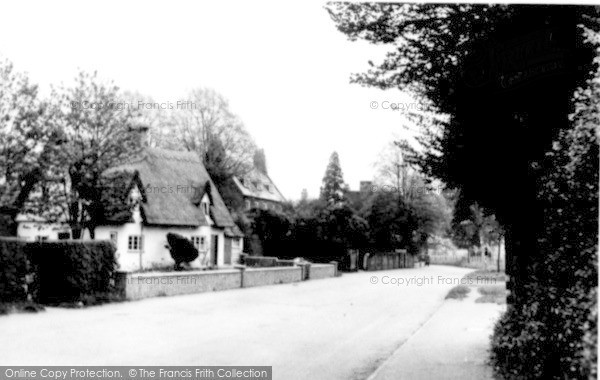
[[0, 238, 31, 303], [166, 233, 198, 270], [27, 240, 117, 304]]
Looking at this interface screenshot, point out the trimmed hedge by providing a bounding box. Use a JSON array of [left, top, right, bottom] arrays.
[[28, 240, 117, 304], [0, 238, 31, 303], [166, 233, 199, 270]]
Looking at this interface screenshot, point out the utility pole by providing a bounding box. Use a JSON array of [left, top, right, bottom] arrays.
[[497, 233, 503, 272]]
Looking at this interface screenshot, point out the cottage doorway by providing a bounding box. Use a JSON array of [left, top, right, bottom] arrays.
[[224, 238, 232, 265], [211, 234, 219, 266]]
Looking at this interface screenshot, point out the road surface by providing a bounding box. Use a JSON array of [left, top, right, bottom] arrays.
[[0, 265, 473, 380]]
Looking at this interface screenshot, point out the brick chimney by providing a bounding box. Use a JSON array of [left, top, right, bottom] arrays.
[[130, 125, 149, 147], [359, 181, 373, 193]]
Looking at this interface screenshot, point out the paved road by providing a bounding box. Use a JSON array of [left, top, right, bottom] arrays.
[[371, 283, 505, 380], [0, 265, 472, 380]]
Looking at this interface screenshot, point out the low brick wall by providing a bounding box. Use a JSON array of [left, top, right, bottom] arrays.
[[308, 263, 337, 280], [116, 269, 241, 300], [242, 266, 302, 288], [117, 266, 311, 300]]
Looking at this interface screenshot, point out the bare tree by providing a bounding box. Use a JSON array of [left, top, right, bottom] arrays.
[[154, 88, 257, 183]]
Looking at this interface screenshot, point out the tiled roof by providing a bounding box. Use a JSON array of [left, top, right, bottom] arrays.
[[233, 169, 285, 203]]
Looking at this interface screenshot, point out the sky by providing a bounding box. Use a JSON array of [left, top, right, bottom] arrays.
[[0, 0, 418, 200]]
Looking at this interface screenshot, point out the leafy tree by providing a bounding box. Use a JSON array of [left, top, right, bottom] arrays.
[[374, 139, 453, 249], [328, 4, 598, 378], [364, 191, 417, 251], [320, 151, 347, 208], [0, 59, 50, 233], [327, 1, 597, 303], [25, 71, 141, 238], [247, 208, 292, 257]]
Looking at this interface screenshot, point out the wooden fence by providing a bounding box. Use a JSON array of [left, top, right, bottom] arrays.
[[362, 250, 416, 271]]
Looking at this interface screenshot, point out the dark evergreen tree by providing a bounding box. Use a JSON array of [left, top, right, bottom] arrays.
[[320, 152, 347, 208]]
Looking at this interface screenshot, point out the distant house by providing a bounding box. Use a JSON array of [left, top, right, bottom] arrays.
[[346, 181, 375, 210], [17, 140, 244, 271], [232, 149, 285, 212]]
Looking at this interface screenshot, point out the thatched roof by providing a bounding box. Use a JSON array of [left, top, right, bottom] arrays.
[[106, 148, 237, 228]]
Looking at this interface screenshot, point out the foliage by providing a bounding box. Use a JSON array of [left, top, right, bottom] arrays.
[[151, 88, 256, 203], [450, 200, 501, 249], [246, 209, 292, 256], [489, 58, 599, 379], [320, 151, 348, 208], [363, 191, 417, 251], [327, 3, 597, 284], [27, 240, 117, 304], [0, 238, 30, 303], [329, 5, 598, 377], [95, 170, 141, 224], [373, 139, 453, 248], [22, 71, 141, 238], [0, 58, 56, 235], [166, 233, 199, 270]]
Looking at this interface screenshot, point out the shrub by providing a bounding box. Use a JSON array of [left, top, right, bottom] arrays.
[[28, 240, 117, 304], [490, 79, 598, 378], [166, 233, 198, 270], [0, 238, 31, 303]]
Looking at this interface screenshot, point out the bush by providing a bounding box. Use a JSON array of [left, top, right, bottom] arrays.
[[0, 238, 31, 303], [490, 81, 598, 378], [166, 233, 198, 270], [28, 240, 117, 304]]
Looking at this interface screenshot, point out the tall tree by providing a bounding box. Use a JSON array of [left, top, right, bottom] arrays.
[[328, 4, 598, 378], [327, 2, 597, 302], [154, 88, 256, 185], [26, 71, 141, 238], [0, 58, 55, 235], [320, 151, 347, 208]]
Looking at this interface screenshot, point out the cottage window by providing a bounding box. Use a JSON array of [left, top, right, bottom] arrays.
[[36, 236, 49, 242], [192, 236, 207, 251], [128, 235, 143, 252], [232, 238, 241, 248], [202, 201, 209, 215]]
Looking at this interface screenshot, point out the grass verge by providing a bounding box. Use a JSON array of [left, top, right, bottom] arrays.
[[445, 285, 471, 300], [475, 285, 507, 304]]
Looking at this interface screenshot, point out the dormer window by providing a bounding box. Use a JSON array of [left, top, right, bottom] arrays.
[[200, 193, 211, 222]]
